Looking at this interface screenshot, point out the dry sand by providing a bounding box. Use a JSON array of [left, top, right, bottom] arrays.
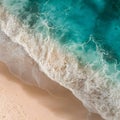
[[0, 62, 90, 120]]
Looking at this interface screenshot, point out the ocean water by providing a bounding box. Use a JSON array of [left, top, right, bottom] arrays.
[[1, 0, 120, 82]]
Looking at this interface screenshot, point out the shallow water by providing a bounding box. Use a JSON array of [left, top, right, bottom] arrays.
[[1, 0, 120, 81]]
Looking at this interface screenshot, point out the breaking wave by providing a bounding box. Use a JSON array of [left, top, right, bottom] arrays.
[[1, 0, 120, 82]]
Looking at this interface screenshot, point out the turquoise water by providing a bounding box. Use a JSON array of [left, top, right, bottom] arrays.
[[1, 0, 120, 81]]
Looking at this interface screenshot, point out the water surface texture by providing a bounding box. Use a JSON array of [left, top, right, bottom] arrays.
[[1, 0, 120, 81]]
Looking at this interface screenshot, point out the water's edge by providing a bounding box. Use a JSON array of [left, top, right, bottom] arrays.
[[1, 5, 120, 120]]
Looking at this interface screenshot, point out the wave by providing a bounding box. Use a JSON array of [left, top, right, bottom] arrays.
[[1, 2, 120, 120], [1, 0, 120, 83], [0, 29, 72, 97]]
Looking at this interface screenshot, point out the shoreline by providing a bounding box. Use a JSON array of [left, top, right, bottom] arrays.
[[0, 5, 119, 120], [0, 62, 89, 120]]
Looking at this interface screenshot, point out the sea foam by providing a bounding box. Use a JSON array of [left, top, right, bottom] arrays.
[[1, 1, 120, 120]]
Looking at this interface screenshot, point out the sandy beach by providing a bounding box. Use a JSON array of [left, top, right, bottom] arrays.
[[0, 62, 89, 120]]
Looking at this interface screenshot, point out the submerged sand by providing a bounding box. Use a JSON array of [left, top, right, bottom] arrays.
[[0, 62, 88, 120], [0, 62, 103, 120]]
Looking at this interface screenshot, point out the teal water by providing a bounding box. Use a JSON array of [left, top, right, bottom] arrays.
[[1, 0, 120, 81]]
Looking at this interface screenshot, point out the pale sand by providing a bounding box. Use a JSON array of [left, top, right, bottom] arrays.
[[0, 62, 89, 120]]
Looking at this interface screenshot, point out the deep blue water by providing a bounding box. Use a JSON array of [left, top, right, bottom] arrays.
[[1, 0, 120, 81]]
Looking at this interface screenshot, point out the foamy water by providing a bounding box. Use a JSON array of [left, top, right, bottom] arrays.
[[1, 0, 120, 83], [1, 1, 120, 120]]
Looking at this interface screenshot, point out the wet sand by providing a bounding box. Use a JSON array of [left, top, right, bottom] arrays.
[[0, 62, 89, 120]]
